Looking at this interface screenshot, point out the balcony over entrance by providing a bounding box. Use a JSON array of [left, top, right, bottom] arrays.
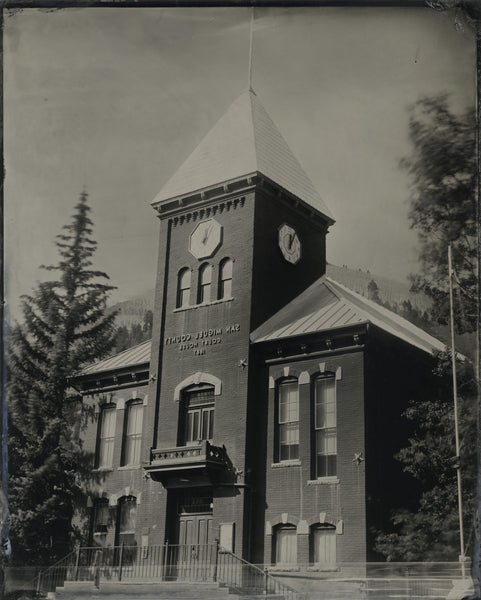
[[144, 440, 232, 487]]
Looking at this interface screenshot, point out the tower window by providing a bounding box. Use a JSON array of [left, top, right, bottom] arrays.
[[179, 385, 215, 446], [314, 377, 337, 478], [218, 258, 233, 300], [122, 401, 143, 466], [197, 263, 212, 304], [97, 405, 116, 468], [277, 379, 299, 461], [177, 268, 191, 308]]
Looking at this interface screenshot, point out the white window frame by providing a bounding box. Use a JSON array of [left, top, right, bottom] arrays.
[[97, 405, 116, 468], [314, 377, 337, 478], [278, 379, 299, 462], [122, 401, 143, 466]]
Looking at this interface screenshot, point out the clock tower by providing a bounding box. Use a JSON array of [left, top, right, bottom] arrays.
[[143, 89, 334, 561]]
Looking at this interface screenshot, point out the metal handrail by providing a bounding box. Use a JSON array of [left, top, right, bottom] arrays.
[[217, 547, 300, 599], [34, 548, 79, 594]]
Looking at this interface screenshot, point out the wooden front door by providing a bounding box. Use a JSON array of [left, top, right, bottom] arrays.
[[172, 492, 214, 581]]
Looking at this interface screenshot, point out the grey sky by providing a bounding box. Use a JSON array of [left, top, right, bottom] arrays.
[[4, 7, 475, 320]]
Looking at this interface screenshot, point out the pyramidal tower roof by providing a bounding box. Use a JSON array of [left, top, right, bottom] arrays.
[[152, 90, 334, 223]]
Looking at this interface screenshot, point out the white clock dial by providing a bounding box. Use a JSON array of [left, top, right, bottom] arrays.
[[278, 223, 301, 264], [189, 218, 222, 259]]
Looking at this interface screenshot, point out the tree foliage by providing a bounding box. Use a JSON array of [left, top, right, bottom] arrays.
[[7, 192, 117, 565], [113, 310, 153, 353], [374, 353, 477, 562], [402, 95, 477, 334]]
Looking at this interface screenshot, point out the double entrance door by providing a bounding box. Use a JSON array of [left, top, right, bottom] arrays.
[[169, 491, 214, 581]]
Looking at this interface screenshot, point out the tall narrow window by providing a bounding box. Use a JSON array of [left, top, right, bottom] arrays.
[[179, 385, 215, 446], [277, 379, 299, 461], [97, 405, 116, 468], [177, 268, 191, 308], [122, 401, 143, 466], [311, 525, 336, 567], [314, 377, 337, 477], [116, 496, 137, 547], [275, 525, 297, 566], [92, 500, 110, 537], [198, 263, 212, 304], [218, 258, 233, 300]]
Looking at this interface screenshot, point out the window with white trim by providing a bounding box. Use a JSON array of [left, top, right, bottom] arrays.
[[277, 379, 299, 461], [311, 524, 336, 567], [275, 525, 297, 566], [314, 377, 337, 477], [122, 401, 143, 466], [116, 496, 137, 547], [97, 405, 116, 468]]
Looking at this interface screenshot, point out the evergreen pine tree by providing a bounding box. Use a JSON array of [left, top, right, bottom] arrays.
[[7, 192, 117, 565]]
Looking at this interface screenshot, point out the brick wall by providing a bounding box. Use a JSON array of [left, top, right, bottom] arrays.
[[262, 349, 366, 567]]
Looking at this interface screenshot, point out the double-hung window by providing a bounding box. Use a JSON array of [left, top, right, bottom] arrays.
[[177, 268, 191, 308], [116, 496, 137, 547], [314, 377, 337, 477], [278, 379, 299, 461], [275, 525, 297, 566], [180, 385, 215, 446], [97, 405, 116, 468], [218, 258, 233, 299], [122, 401, 143, 466], [198, 264, 212, 304]]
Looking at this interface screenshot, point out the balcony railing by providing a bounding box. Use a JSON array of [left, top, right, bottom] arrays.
[[150, 440, 230, 467], [146, 440, 232, 485]]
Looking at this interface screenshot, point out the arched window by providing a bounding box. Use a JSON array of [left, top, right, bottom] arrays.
[[277, 378, 299, 461], [274, 524, 297, 566], [97, 404, 116, 468], [310, 524, 336, 567], [122, 401, 144, 466], [314, 376, 337, 478], [116, 496, 137, 547], [177, 268, 191, 308], [92, 499, 110, 541], [179, 384, 215, 446], [197, 263, 212, 304], [218, 258, 233, 300]]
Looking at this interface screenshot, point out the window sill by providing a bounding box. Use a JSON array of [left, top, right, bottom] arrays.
[[93, 467, 114, 473], [306, 566, 340, 572], [117, 465, 141, 471], [272, 460, 302, 468], [269, 566, 300, 572], [174, 297, 233, 312], [307, 477, 339, 485]]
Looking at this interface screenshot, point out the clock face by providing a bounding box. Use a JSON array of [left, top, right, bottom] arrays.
[[278, 223, 301, 264], [189, 218, 223, 260]]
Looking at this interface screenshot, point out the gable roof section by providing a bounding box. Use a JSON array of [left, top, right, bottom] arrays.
[[152, 90, 334, 223], [251, 276, 446, 356], [79, 339, 152, 377]]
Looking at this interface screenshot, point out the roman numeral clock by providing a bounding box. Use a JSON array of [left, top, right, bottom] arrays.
[[278, 223, 301, 265]]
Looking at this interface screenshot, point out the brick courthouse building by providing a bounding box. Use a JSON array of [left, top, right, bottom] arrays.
[[71, 90, 446, 572]]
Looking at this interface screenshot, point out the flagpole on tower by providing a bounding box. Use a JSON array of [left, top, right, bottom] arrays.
[[248, 7, 254, 92]]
